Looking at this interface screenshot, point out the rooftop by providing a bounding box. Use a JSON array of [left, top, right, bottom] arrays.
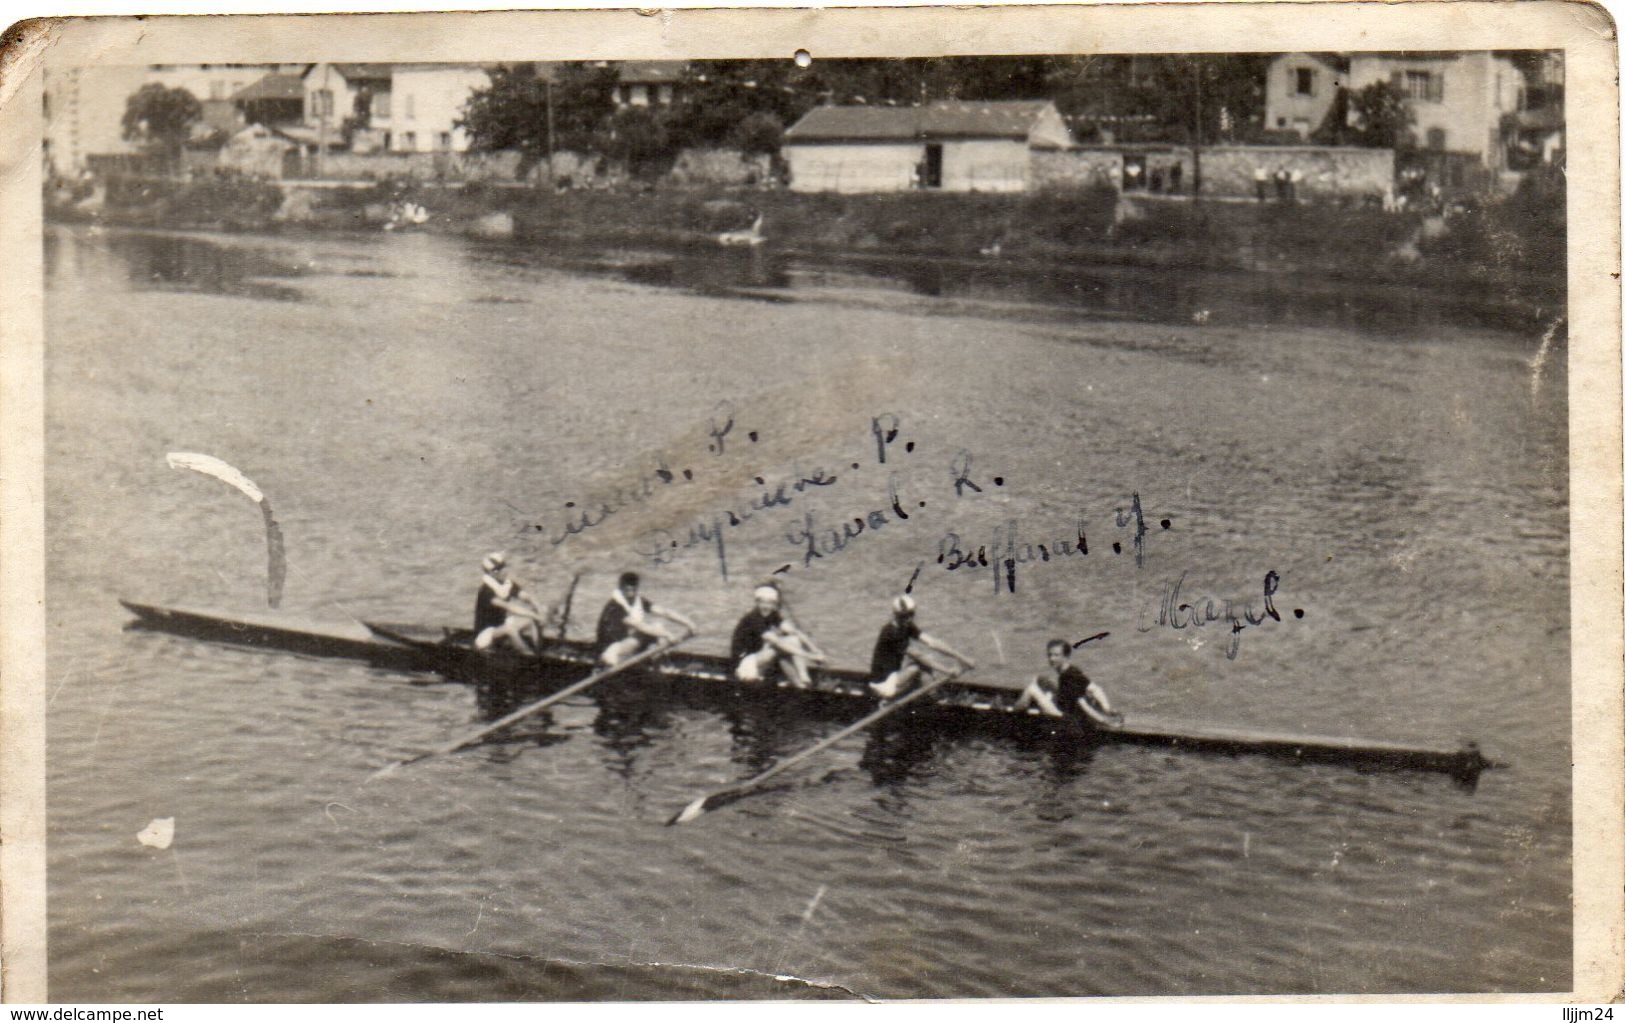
[[232, 73, 305, 103], [786, 100, 1057, 142]]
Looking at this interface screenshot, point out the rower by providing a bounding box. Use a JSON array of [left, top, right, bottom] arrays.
[[729, 583, 826, 688], [595, 571, 696, 667], [472, 551, 545, 655], [867, 595, 974, 698], [1013, 638, 1124, 727]]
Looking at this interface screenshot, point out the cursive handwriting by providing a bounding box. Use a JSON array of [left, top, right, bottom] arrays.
[[785, 473, 913, 568], [1137, 570, 1297, 660], [938, 518, 1090, 595], [533, 458, 690, 547], [631, 466, 839, 579]]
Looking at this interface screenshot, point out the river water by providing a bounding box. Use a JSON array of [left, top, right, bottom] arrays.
[[43, 224, 1570, 1000]]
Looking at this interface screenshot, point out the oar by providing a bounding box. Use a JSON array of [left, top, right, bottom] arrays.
[[369, 629, 691, 781], [552, 571, 582, 639], [668, 659, 973, 825]]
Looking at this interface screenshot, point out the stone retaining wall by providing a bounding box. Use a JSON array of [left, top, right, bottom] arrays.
[[1030, 144, 1395, 201], [1030, 148, 1120, 190], [669, 148, 775, 187]]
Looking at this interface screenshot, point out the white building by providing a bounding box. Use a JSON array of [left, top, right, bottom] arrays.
[[42, 65, 147, 175], [387, 64, 492, 153], [299, 64, 392, 149], [782, 100, 1073, 193], [1263, 51, 1527, 173]]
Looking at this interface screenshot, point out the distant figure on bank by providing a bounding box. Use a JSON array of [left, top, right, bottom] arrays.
[[1013, 639, 1124, 727], [1169, 163, 1183, 194], [1254, 166, 1269, 202], [595, 572, 696, 667], [730, 583, 826, 687], [868, 595, 975, 699], [473, 552, 545, 655], [1273, 168, 1291, 201]]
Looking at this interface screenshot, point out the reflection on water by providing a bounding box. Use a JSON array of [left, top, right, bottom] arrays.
[[81, 231, 308, 301], [467, 235, 1548, 336], [45, 226, 1553, 335]]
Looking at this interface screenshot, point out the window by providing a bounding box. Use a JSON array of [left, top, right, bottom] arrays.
[[401, 131, 416, 150], [373, 92, 391, 118], [1426, 127, 1447, 150], [437, 131, 451, 149], [1295, 68, 1314, 95], [311, 89, 333, 118], [1394, 69, 1444, 102]]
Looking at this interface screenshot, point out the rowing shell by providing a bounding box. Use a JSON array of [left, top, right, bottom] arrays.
[[118, 599, 1495, 783]]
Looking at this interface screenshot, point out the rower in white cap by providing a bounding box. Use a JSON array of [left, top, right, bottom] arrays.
[[868, 594, 975, 699], [729, 581, 826, 688], [472, 551, 547, 655]]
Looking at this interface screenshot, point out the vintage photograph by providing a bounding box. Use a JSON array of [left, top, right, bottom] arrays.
[[4, 4, 1617, 1003]]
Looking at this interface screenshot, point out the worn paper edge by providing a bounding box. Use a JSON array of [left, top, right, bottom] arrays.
[[0, 1, 1618, 1005]]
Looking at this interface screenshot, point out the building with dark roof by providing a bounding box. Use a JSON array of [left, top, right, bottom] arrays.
[[782, 99, 1072, 192], [233, 73, 306, 127]]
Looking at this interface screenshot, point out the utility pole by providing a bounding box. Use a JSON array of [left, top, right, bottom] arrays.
[[545, 75, 556, 178], [1190, 57, 1203, 201], [315, 62, 330, 179]]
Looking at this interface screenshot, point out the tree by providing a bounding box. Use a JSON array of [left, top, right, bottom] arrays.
[[459, 62, 619, 174], [549, 62, 620, 152], [599, 106, 675, 178], [1044, 54, 1270, 143], [727, 111, 784, 155], [121, 84, 202, 169], [459, 64, 553, 173], [1347, 80, 1414, 149]]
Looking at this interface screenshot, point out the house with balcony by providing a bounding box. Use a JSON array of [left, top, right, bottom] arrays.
[[232, 73, 306, 129]]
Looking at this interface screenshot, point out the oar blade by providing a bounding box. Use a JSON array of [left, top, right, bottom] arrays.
[[668, 795, 713, 826], [366, 761, 402, 783]]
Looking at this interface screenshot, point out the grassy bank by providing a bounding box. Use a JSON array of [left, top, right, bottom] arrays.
[[52, 174, 1565, 313]]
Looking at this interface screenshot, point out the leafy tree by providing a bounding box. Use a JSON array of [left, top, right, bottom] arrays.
[[549, 62, 620, 151], [726, 111, 784, 155], [459, 62, 619, 173], [666, 61, 809, 149], [599, 106, 675, 178], [1347, 80, 1414, 148], [121, 84, 202, 168], [1045, 54, 1270, 143], [1309, 87, 1352, 145]]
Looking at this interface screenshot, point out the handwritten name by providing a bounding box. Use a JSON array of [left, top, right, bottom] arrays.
[[785, 474, 914, 568], [1137, 570, 1301, 660], [632, 466, 839, 579]]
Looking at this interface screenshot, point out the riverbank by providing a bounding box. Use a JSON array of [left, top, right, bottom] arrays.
[[48, 174, 1565, 326]]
